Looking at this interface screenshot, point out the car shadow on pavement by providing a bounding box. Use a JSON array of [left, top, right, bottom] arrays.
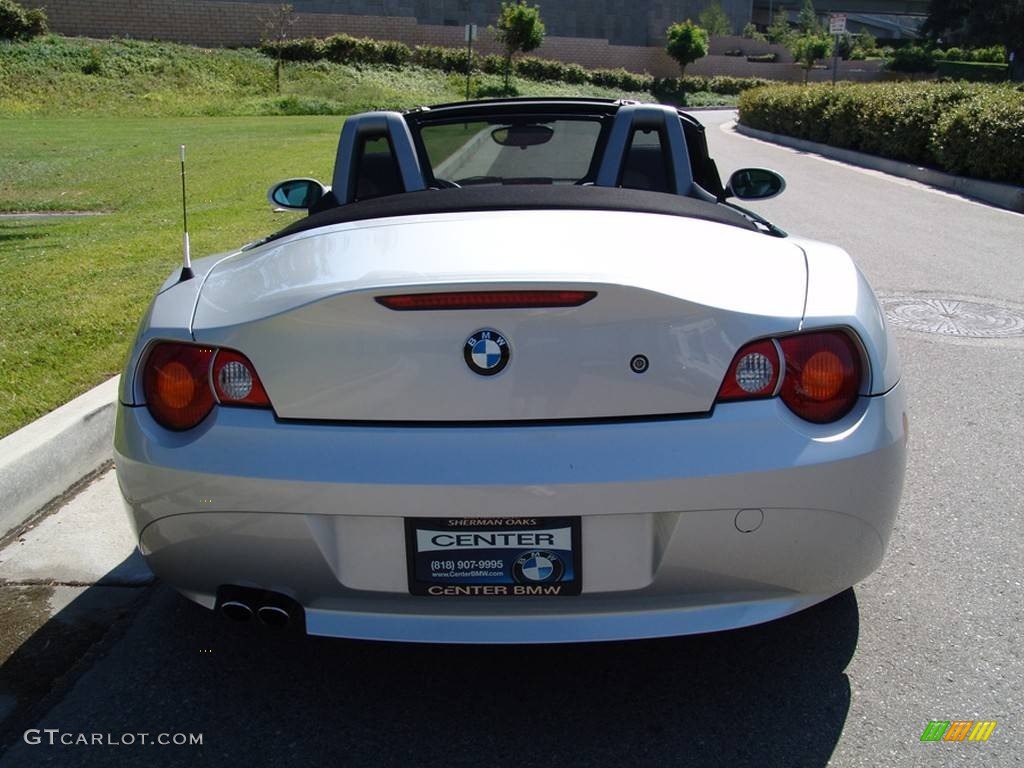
[[0, 570, 858, 768]]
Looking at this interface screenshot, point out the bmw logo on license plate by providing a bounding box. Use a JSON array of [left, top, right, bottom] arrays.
[[464, 329, 510, 376]]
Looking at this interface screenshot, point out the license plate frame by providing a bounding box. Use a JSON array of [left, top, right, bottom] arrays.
[[405, 517, 582, 596]]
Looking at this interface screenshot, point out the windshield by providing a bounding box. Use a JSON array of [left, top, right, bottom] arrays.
[[420, 118, 603, 186]]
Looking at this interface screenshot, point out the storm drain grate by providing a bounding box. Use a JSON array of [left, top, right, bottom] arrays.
[[881, 296, 1024, 338]]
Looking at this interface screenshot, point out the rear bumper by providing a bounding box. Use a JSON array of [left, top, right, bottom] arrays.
[[114, 385, 907, 643]]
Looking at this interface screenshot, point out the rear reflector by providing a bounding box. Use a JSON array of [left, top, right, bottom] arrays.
[[375, 290, 597, 311]]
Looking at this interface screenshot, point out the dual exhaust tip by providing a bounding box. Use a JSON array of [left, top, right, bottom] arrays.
[[216, 586, 304, 632], [221, 600, 291, 628]]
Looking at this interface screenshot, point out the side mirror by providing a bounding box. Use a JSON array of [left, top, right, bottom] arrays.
[[725, 168, 786, 201], [268, 178, 328, 210]]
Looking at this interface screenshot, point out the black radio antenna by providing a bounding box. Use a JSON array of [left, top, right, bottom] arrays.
[[178, 144, 194, 282]]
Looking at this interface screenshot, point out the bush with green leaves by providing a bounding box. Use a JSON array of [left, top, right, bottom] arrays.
[[516, 56, 587, 83], [885, 45, 935, 73], [742, 22, 767, 42], [479, 54, 507, 75], [931, 89, 1024, 184], [665, 20, 709, 77], [746, 53, 777, 63], [258, 37, 324, 61], [936, 60, 1009, 82], [652, 74, 770, 103], [0, 0, 46, 40], [738, 81, 1023, 183], [320, 34, 411, 66], [589, 67, 653, 91], [412, 45, 473, 73]]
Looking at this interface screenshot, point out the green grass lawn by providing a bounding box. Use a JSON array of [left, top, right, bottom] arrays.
[[0, 116, 338, 436], [0, 36, 737, 436]]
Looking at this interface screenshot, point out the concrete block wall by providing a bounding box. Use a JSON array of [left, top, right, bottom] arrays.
[[21, 0, 882, 82]]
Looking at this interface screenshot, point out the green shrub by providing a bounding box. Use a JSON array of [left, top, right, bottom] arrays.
[[932, 90, 1024, 184], [707, 75, 771, 94], [885, 45, 934, 73], [723, 48, 744, 56], [746, 53, 777, 63], [972, 45, 1006, 64], [321, 34, 410, 66], [742, 23, 767, 42], [589, 67, 653, 91], [413, 44, 474, 73], [515, 56, 587, 83], [479, 54, 506, 75], [0, 0, 47, 40], [259, 37, 325, 62], [739, 82, 1023, 183], [936, 60, 1008, 83]]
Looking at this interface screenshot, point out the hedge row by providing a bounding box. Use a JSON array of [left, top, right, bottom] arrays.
[[258, 34, 771, 95], [738, 82, 1024, 184], [933, 45, 1006, 64], [936, 60, 1009, 83]]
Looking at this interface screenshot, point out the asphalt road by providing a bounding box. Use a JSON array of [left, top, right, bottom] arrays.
[[1, 110, 1022, 767]]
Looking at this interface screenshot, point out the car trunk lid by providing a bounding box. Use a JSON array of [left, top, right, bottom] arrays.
[[192, 209, 806, 422]]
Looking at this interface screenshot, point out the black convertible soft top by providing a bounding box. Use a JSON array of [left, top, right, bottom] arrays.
[[266, 185, 758, 244]]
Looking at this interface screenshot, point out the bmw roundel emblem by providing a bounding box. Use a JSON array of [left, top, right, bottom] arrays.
[[464, 329, 511, 376], [512, 551, 564, 584]]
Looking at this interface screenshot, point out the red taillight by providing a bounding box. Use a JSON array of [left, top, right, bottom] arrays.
[[778, 331, 861, 423], [142, 342, 270, 430], [142, 343, 216, 430], [716, 338, 781, 402], [716, 330, 863, 423], [375, 290, 597, 311], [212, 349, 270, 407]]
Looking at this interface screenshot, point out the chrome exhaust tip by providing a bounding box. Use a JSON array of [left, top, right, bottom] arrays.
[[220, 600, 253, 622], [257, 605, 290, 628]]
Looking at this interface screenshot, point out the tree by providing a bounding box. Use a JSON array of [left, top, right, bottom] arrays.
[[0, 0, 48, 40], [789, 33, 832, 82], [698, 1, 732, 38], [741, 22, 767, 42], [260, 3, 297, 94], [492, 1, 546, 91], [665, 20, 710, 77], [923, 0, 1023, 79], [765, 7, 792, 45], [797, 0, 820, 34], [923, 0, 1023, 50]]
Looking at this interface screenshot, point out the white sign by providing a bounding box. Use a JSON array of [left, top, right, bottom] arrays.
[[416, 528, 571, 552], [829, 13, 847, 35], [464, 23, 478, 43]]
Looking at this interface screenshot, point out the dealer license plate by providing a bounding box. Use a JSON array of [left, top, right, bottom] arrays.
[[405, 517, 581, 596]]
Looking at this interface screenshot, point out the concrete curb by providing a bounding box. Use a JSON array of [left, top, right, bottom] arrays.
[[732, 121, 1024, 214], [0, 376, 119, 540]]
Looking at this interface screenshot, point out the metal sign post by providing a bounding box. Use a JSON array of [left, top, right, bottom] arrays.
[[464, 23, 477, 101], [829, 14, 846, 85]]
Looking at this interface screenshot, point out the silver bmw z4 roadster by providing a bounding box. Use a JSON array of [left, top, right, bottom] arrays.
[[115, 98, 907, 643]]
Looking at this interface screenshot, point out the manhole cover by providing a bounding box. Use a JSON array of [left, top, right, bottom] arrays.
[[882, 297, 1024, 338]]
